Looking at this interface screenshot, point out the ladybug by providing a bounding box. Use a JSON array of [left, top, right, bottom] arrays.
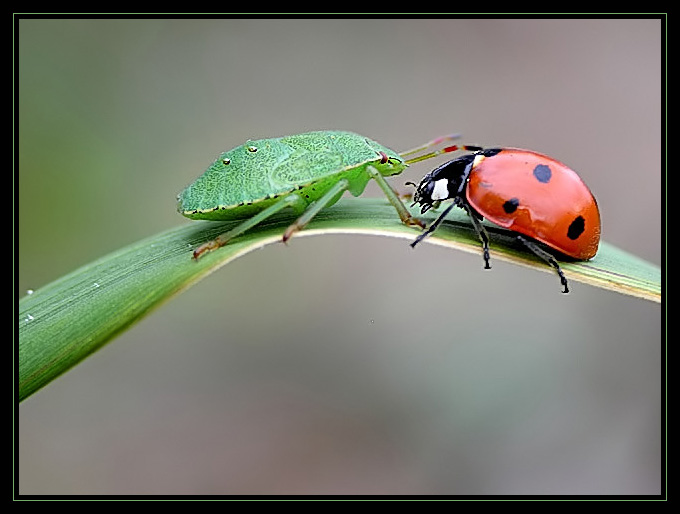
[[408, 146, 601, 293]]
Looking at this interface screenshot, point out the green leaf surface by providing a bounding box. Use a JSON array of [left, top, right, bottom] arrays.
[[18, 198, 661, 402]]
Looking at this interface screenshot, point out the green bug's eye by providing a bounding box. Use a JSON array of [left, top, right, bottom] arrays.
[[377, 151, 401, 167], [222, 157, 231, 165], [247, 146, 258, 153]]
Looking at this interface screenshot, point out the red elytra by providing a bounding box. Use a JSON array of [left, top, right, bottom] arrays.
[[465, 148, 600, 260]]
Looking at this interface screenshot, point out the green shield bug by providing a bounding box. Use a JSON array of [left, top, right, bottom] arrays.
[[178, 130, 459, 259]]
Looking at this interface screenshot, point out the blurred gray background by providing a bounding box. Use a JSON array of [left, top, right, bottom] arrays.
[[18, 18, 661, 495]]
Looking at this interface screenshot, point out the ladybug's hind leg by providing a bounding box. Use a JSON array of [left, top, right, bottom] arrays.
[[516, 235, 569, 294]]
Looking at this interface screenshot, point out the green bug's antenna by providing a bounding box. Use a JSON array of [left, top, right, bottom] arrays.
[[401, 134, 486, 166], [400, 133, 484, 165], [399, 133, 462, 157]]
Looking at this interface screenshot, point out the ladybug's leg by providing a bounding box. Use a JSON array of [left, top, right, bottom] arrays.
[[410, 202, 457, 248], [516, 235, 569, 294], [462, 204, 491, 270]]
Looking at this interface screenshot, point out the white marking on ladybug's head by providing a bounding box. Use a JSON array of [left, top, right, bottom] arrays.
[[431, 178, 450, 201]]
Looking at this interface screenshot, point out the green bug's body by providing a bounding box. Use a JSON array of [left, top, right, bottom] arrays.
[[179, 131, 421, 258], [179, 131, 405, 220]]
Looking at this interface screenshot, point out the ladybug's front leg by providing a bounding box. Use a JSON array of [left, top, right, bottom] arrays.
[[410, 202, 457, 249]]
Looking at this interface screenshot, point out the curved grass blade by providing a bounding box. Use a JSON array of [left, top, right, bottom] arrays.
[[18, 198, 661, 401]]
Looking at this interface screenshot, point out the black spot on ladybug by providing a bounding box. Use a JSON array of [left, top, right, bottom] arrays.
[[533, 164, 552, 183], [567, 215, 585, 240], [503, 197, 519, 214]]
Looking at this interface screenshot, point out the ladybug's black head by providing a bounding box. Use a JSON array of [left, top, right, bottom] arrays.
[[408, 175, 439, 213], [408, 154, 477, 214]]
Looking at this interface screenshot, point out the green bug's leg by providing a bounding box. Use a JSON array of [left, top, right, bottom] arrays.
[[367, 166, 426, 228], [193, 194, 306, 259], [398, 191, 414, 202], [282, 178, 351, 242]]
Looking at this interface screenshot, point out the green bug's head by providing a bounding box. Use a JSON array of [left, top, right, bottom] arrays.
[[365, 139, 407, 177]]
